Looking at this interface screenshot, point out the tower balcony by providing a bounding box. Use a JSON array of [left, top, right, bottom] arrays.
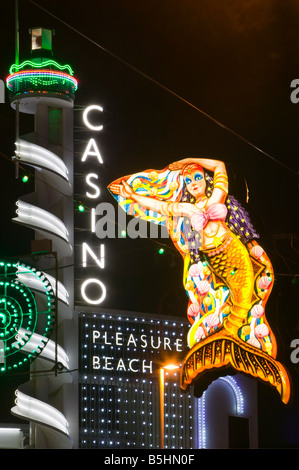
[[6, 59, 78, 112], [7, 66, 78, 103]]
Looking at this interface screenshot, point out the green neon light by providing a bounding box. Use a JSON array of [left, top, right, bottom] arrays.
[[6, 69, 78, 99], [6, 70, 78, 90], [9, 59, 75, 75], [0, 261, 56, 374]]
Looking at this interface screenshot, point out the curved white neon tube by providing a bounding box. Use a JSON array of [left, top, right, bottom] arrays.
[[40, 339, 69, 369], [17, 265, 70, 305], [14, 390, 69, 435], [12, 328, 69, 369], [219, 376, 244, 415], [15, 139, 69, 181], [15, 200, 69, 242]]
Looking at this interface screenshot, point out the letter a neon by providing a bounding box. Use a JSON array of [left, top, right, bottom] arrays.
[[82, 138, 103, 164]]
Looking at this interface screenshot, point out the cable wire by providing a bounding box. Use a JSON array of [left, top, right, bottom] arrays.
[[28, 0, 298, 177]]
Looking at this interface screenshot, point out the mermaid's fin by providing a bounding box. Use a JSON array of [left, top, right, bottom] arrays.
[[180, 331, 291, 404]]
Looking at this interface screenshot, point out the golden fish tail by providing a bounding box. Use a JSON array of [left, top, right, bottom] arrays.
[[205, 233, 255, 335]]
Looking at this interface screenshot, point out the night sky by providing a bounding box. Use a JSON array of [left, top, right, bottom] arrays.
[[0, 0, 298, 447]]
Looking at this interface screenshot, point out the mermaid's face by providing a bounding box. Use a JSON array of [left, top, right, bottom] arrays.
[[184, 170, 206, 199]]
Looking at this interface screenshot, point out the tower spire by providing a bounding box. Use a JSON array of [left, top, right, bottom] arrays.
[[15, 0, 19, 66]]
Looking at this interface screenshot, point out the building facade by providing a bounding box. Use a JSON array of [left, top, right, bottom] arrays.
[[2, 22, 259, 450], [78, 308, 258, 449], [5, 26, 77, 449]]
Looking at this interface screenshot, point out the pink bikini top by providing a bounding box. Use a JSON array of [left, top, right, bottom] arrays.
[[191, 203, 227, 232]]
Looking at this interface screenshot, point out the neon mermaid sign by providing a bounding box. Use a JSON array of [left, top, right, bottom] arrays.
[[108, 157, 291, 403]]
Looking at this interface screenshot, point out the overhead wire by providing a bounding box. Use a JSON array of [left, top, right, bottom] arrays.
[[27, 0, 298, 177]]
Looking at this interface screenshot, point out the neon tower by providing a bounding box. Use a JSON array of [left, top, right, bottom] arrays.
[[6, 27, 78, 448]]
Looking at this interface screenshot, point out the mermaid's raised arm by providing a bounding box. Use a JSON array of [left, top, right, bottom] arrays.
[[109, 180, 193, 218], [169, 158, 228, 202]]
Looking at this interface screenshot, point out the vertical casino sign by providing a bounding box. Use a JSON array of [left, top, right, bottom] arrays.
[[75, 104, 107, 306]]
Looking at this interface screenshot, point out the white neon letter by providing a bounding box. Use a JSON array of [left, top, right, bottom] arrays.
[[86, 173, 100, 198], [93, 356, 100, 369], [82, 242, 105, 269], [83, 105, 103, 131], [129, 359, 139, 373], [104, 357, 113, 370], [142, 360, 153, 374], [81, 278, 106, 305], [92, 330, 100, 343], [81, 138, 103, 164]]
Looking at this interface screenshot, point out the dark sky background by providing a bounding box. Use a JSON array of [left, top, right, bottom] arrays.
[[0, 0, 298, 447]]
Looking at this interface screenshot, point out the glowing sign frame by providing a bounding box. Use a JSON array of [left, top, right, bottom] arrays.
[[76, 105, 107, 306]]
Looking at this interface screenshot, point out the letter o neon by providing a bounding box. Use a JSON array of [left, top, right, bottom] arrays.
[[81, 278, 106, 304]]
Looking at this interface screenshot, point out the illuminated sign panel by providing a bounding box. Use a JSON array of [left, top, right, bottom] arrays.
[[79, 310, 187, 377], [78, 310, 195, 449], [75, 105, 107, 306]]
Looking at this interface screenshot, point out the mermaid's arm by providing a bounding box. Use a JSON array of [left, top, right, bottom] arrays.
[[169, 157, 228, 201], [109, 180, 193, 217], [170, 157, 222, 170]]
